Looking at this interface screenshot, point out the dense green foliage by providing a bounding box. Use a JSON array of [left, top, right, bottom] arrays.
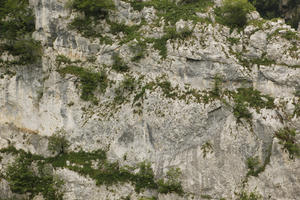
[[0, 148, 63, 200], [58, 65, 108, 102], [0, 146, 184, 198], [215, 0, 255, 29], [0, 0, 41, 65], [275, 128, 300, 159]]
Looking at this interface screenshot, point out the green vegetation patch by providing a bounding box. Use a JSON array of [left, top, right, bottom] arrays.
[[67, 0, 115, 19], [157, 168, 184, 196], [0, 148, 63, 200], [0, 146, 184, 197], [237, 191, 262, 200], [48, 129, 70, 155], [112, 53, 130, 72], [275, 128, 300, 159], [0, 0, 42, 65], [127, 0, 213, 25], [148, 26, 193, 58], [231, 87, 275, 122], [268, 29, 300, 41], [215, 0, 255, 29], [58, 65, 108, 102], [246, 145, 272, 177]]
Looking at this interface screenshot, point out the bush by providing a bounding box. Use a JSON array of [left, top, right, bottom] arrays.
[[158, 168, 184, 195], [68, 0, 115, 18], [112, 53, 129, 72], [48, 129, 70, 155], [215, 0, 255, 28], [275, 128, 300, 159], [58, 65, 108, 102], [2, 39, 42, 64], [5, 152, 63, 200], [0, 0, 41, 65]]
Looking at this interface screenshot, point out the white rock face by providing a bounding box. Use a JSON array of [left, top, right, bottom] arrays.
[[0, 0, 300, 200]]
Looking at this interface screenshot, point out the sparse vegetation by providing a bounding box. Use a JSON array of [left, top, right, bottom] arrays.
[[275, 128, 300, 159]]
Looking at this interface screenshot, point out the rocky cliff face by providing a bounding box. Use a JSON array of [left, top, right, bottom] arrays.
[[0, 0, 300, 200]]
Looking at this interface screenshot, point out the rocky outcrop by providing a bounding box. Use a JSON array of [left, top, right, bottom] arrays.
[[0, 0, 300, 199]]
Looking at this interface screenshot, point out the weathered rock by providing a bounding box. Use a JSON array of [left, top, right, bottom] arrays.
[[0, 0, 300, 199]]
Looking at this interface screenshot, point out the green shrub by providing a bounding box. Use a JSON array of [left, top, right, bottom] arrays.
[[112, 53, 129, 72], [5, 152, 63, 200], [1, 146, 184, 197], [249, 0, 300, 29], [158, 168, 184, 195], [237, 191, 262, 200], [150, 26, 193, 58], [0, 0, 35, 40], [233, 102, 252, 123], [68, 0, 115, 18], [215, 0, 255, 29], [48, 129, 70, 155], [134, 162, 158, 193], [275, 128, 300, 159], [114, 76, 136, 105], [58, 66, 108, 102], [232, 87, 275, 122], [128, 0, 213, 25], [246, 156, 260, 175], [0, 0, 41, 65]]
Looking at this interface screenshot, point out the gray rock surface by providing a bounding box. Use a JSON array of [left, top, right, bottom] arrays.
[[0, 0, 300, 199]]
